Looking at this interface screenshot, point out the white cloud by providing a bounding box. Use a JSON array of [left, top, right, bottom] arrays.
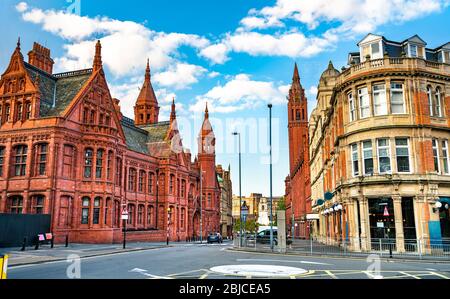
[[153, 63, 207, 89], [15, 2, 28, 13], [17, 3, 211, 80], [199, 43, 229, 64], [208, 71, 220, 78], [190, 74, 288, 114], [307, 86, 318, 99]]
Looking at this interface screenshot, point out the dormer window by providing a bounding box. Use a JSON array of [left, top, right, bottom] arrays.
[[410, 44, 418, 57], [360, 40, 383, 61]]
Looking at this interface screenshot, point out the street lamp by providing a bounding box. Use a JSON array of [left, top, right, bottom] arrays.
[[268, 103, 274, 251], [199, 168, 206, 243], [232, 131, 242, 247]]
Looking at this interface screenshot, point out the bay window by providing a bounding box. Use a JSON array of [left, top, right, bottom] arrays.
[[442, 140, 449, 174], [362, 141, 374, 175], [377, 138, 391, 174], [95, 149, 104, 178], [432, 139, 440, 173], [435, 87, 442, 117], [390, 82, 405, 114], [395, 138, 410, 173], [351, 143, 359, 176], [348, 92, 356, 121], [358, 87, 370, 118], [373, 84, 387, 115], [35, 143, 48, 176], [93, 197, 101, 224]]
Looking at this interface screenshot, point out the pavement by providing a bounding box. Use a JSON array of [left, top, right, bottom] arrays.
[[5, 240, 450, 279]]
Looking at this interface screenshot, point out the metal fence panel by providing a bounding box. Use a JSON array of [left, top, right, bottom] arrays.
[[0, 214, 51, 247]]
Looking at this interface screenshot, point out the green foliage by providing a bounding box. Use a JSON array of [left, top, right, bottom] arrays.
[[233, 218, 259, 234], [277, 196, 286, 211]]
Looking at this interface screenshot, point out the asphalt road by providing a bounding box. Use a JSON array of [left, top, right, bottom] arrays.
[[7, 242, 450, 279]]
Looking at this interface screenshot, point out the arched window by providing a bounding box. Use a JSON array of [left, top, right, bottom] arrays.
[[8, 196, 23, 213], [25, 102, 32, 119], [84, 148, 93, 178], [63, 145, 75, 178], [147, 205, 154, 227], [31, 195, 44, 214], [296, 110, 300, 120], [128, 168, 137, 191], [81, 197, 90, 224], [82, 107, 89, 123], [93, 197, 101, 224], [138, 170, 146, 192], [35, 143, 48, 176], [13, 145, 27, 177], [95, 149, 104, 178], [5, 104, 10, 122], [127, 204, 135, 225], [435, 87, 442, 117], [90, 110, 96, 124], [113, 200, 120, 227], [115, 157, 122, 186], [17, 102, 23, 121], [107, 151, 113, 180], [181, 180, 186, 198], [148, 172, 154, 194], [169, 174, 175, 194], [138, 204, 144, 225], [427, 86, 434, 116], [0, 146, 5, 177]]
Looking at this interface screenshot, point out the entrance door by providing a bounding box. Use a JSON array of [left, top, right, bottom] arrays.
[[193, 212, 200, 238], [369, 197, 396, 250]]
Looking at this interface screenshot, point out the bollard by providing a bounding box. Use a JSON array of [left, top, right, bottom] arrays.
[[35, 237, 39, 250], [65, 235, 69, 247], [0, 254, 8, 279], [389, 243, 393, 258], [51, 235, 54, 249], [21, 237, 27, 251]]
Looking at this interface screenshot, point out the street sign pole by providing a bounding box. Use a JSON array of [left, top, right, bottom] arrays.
[[121, 205, 129, 249]]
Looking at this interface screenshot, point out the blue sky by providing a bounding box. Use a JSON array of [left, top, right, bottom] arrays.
[[1, 0, 449, 196]]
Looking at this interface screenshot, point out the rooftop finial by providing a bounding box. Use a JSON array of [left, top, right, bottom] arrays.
[[145, 58, 150, 81], [170, 97, 176, 123], [16, 37, 21, 50], [93, 40, 102, 71], [205, 102, 209, 119]]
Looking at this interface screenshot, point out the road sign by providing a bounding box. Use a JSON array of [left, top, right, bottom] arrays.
[[241, 206, 249, 216], [121, 206, 129, 220]]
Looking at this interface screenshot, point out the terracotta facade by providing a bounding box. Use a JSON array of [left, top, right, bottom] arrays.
[[0, 39, 220, 244]]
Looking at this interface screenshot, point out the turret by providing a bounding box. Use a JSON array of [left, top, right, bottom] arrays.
[[134, 59, 160, 126]]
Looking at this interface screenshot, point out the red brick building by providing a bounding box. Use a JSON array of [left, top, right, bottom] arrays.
[[285, 63, 312, 239], [0, 39, 220, 243]]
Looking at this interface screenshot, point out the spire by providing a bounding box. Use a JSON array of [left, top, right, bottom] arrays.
[[145, 58, 150, 81], [16, 37, 21, 50], [327, 60, 334, 70], [293, 62, 300, 81], [204, 102, 209, 119], [93, 40, 102, 71], [170, 97, 176, 123]]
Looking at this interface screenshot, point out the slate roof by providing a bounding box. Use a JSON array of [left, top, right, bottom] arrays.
[[120, 116, 172, 155], [24, 62, 92, 117]]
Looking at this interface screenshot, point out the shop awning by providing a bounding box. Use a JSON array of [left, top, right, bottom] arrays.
[[439, 197, 450, 205]]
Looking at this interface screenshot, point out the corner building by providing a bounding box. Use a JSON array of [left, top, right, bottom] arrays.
[[309, 34, 450, 253], [0, 39, 220, 243]]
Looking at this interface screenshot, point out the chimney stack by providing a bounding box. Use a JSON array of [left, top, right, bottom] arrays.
[[28, 42, 54, 74]]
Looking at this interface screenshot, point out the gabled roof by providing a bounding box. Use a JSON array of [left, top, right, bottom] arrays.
[[401, 34, 427, 45], [357, 33, 384, 46], [24, 62, 92, 117]]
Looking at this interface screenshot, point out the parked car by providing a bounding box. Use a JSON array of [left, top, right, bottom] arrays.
[[256, 229, 292, 245], [207, 232, 223, 244]]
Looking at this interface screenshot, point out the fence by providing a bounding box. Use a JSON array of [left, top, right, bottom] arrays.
[[0, 214, 51, 247], [235, 234, 450, 260]]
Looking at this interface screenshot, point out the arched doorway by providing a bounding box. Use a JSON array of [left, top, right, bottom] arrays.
[[193, 211, 200, 238]]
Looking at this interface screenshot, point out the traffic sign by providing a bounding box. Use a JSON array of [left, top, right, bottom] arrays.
[[383, 206, 389, 217], [121, 206, 129, 220]]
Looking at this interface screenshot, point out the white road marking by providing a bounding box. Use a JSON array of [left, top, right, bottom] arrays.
[[129, 268, 172, 279], [364, 271, 384, 279], [236, 258, 332, 265], [399, 271, 421, 279], [429, 271, 449, 279], [210, 264, 308, 277], [324, 270, 338, 279]]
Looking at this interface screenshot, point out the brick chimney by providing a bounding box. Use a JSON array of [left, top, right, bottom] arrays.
[[28, 42, 54, 74]]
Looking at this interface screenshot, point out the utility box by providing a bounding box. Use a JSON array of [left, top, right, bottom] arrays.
[[276, 210, 287, 253]]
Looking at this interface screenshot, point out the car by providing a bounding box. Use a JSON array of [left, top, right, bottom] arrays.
[[207, 232, 223, 244], [255, 229, 292, 245]]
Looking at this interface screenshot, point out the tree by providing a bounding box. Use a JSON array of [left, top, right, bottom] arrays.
[[233, 218, 259, 234], [277, 196, 286, 211]]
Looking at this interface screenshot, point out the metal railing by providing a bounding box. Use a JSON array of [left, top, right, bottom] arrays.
[[235, 235, 450, 260]]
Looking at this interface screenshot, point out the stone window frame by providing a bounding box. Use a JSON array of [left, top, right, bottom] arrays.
[[12, 144, 28, 177], [83, 148, 94, 179], [0, 145, 5, 177], [33, 142, 49, 176]]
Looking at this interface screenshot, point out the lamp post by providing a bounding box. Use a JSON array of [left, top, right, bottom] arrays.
[[199, 168, 206, 243], [155, 168, 159, 229], [232, 131, 242, 247], [268, 103, 274, 251]]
